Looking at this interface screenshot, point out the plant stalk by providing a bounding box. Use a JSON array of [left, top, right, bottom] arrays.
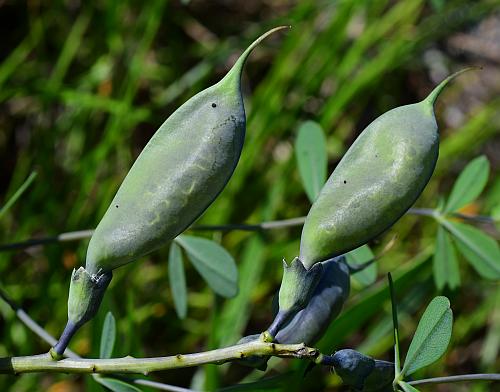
[[409, 374, 500, 386], [0, 342, 318, 375], [0, 209, 496, 253]]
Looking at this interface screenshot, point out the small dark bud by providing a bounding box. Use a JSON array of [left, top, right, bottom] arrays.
[[332, 349, 394, 392]]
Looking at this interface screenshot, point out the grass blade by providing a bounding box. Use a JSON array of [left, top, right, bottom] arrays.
[[0, 172, 37, 219], [388, 273, 401, 376]]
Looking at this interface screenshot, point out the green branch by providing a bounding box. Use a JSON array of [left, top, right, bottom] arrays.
[[409, 374, 500, 386], [0, 341, 318, 375], [0, 209, 496, 252], [1, 284, 499, 388], [0, 288, 319, 376], [0, 286, 194, 391]]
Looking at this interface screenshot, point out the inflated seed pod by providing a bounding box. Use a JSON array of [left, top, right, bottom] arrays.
[[331, 349, 394, 392], [50, 27, 288, 358], [88, 26, 288, 275], [264, 69, 474, 340], [299, 69, 474, 267]]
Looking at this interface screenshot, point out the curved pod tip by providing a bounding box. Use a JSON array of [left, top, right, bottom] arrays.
[[424, 66, 480, 107], [224, 25, 290, 83]]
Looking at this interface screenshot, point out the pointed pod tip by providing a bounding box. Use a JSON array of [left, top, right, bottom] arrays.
[[224, 26, 289, 83], [424, 66, 480, 107], [275, 25, 292, 32], [242, 25, 290, 58], [259, 26, 291, 38]]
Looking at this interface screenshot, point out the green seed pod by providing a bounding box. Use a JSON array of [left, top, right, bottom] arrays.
[[52, 27, 288, 357], [331, 349, 394, 392], [299, 69, 474, 267], [87, 26, 288, 275]]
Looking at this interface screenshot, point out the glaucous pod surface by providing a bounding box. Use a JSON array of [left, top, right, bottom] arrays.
[[51, 27, 288, 357], [85, 27, 288, 274], [87, 81, 244, 273], [299, 70, 472, 267]]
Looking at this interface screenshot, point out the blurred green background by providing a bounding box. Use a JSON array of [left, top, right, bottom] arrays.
[[0, 0, 499, 391]]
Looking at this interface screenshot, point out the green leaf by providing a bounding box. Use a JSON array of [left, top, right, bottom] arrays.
[[402, 296, 453, 377], [430, 0, 445, 12], [219, 373, 290, 391], [176, 235, 238, 298], [445, 155, 489, 212], [346, 245, 377, 286], [398, 381, 420, 392], [491, 204, 500, 231], [433, 227, 460, 290], [295, 121, 327, 203], [0, 171, 37, 219], [388, 273, 401, 375], [435, 196, 446, 212], [443, 220, 500, 279], [168, 242, 188, 319], [99, 312, 116, 359], [94, 376, 142, 392]]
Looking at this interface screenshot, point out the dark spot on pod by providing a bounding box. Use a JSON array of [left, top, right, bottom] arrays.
[[212, 103, 217, 108], [240, 352, 245, 358], [271, 343, 276, 350], [343, 180, 347, 184], [115, 205, 119, 208], [176, 354, 183, 360]]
